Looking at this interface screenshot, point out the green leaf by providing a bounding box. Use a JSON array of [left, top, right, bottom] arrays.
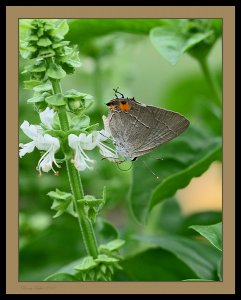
[[95, 254, 119, 263], [64, 89, 93, 100], [156, 197, 183, 234], [19, 19, 35, 31], [27, 92, 50, 103], [99, 239, 125, 252], [51, 20, 69, 39], [27, 61, 47, 73], [19, 41, 37, 59], [130, 125, 222, 224], [122, 248, 197, 281], [52, 40, 70, 49], [152, 199, 222, 236], [47, 189, 74, 218], [64, 89, 83, 98], [28, 35, 38, 41], [52, 259, 82, 276], [150, 26, 213, 65], [59, 46, 81, 68], [38, 47, 55, 58], [45, 94, 66, 106], [59, 63, 75, 75], [47, 189, 73, 201], [37, 37, 52, 47], [181, 211, 222, 236], [189, 222, 222, 251], [100, 264, 107, 274], [150, 140, 221, 211], [69, 115, 90, 130], [74, 256, 97, 271], [77, 197, 103, 207], [44, 272, 77, 281], [23, 80, 42, 90], [33, 82, 52, 92], [133, 234, 221, 280], [37, 27, 44, 37], [77, 194, 105, 223], [80, 93, 93, 101], [46, 62, 66, 79], [29, 65, 46, 73]]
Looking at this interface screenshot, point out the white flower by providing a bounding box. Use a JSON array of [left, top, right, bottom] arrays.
[[91, 130, 118, 162], [19, 121, 44, 158], [19, 120, 60, 175], [36, 134, 60, 175], [68, 133, 96, 171], [39, 107, 56, 129], [89, 115, 118, 161], [67, 116, 118, 171]]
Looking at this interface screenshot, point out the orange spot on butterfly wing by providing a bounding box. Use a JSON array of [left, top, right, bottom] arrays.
[[119, 101, 131, 112], [109, 104, 116, 110]]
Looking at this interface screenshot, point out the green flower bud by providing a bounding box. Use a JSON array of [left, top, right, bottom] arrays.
[[68, 99, 82, 110]]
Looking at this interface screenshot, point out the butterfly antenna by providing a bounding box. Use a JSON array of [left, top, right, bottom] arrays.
[[139, 158, 160, 180], [99, 131, 113, 144], [113, 87, 124, 98], [149, 154, 164, 161]]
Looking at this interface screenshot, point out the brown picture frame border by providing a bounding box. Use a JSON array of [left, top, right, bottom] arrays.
[[6, 6, 235, 294]]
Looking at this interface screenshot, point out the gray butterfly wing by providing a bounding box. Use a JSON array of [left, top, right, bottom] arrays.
[[130, 104, 190, 157], [108, 99, 189, 159], [108, 99, 154, 159]]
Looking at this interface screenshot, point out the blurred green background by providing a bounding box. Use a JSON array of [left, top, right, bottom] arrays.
[[19, 19, 222, 281]]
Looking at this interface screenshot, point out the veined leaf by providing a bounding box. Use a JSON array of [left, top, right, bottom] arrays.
[[189, 222, 222, 251], [150, 26, 213, 64], [130, 125, 222, 224], [133, 234, 221, 280], [44, 272, 78, 281], [121, 248, 197, 281]]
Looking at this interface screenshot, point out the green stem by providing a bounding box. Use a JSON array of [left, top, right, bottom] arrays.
[[51, 78, 62, 94], [50, 78, 98, 258], [66, 160, 98, 257], [198, 58, 222, 107]]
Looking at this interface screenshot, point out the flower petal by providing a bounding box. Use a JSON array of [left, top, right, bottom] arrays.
[[68, 134, 80, 149], [72, 146, 95, 171], [80, 133, 96, 150], [36, 134, 60, 151], [37, 136, 60, 174], [20, 120, 43, 140], [39, 107, 56, 129], [19, 141, 36, 157]]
